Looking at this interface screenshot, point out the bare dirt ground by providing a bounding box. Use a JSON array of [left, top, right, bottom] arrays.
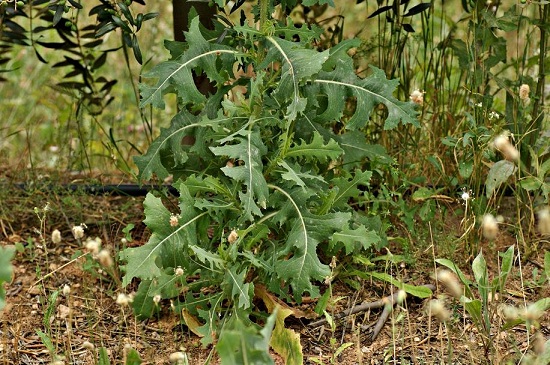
[[1, 171, 549, 364]]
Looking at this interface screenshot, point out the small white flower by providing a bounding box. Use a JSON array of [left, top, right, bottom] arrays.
[[409, 89, 425, 106], [121, 237, 128, 244], [461, 191, 470, 201], [174, 267, 184, 277], [170, 214, 179, 227], [52, 229, 62, 244], [153, 295, 161, 304]]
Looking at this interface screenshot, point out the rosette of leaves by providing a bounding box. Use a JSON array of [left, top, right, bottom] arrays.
[[122, 7, 418, 360]]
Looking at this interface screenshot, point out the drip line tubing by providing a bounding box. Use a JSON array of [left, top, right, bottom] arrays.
[[12, 183, 179, 197]]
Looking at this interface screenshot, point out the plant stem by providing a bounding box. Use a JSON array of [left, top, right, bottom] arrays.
[[259, 0, 268, 30]]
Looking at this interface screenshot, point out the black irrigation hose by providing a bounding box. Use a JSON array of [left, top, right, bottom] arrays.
[[12, 183, 179, 197]]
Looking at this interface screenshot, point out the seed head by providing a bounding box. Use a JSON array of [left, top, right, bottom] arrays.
[[175, 266, 184, 277], [519, 84, 530, 101], [227, 229, 238, 244], [82, 340, 95, 351], [62, 284, 71, 296], [482, 214, 499, 240], [97, 249, 114, 267], [537, 208, 550, 235], [437, 270, 463, 299], [84, 237, 102, 254], [72, 224, 86, 239], [493, 134, 519, 161], [169, 352, 187, 364], [51, 229, 62, 244], [427, 299, 451, 322], [409, 89, 425, 106]]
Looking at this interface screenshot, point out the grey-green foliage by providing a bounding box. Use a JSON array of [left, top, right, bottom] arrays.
[[121, 5, 418, 361]]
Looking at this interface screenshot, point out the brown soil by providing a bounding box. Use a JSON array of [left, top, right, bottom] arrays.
[[1, 173, 549, 364]]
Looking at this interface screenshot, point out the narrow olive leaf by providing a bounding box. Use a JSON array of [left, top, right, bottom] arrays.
[[403, 3, 432, 16], [368, 5, 393, 19], [402, 23, 415, 32], [131, 34, 142, 65], [52, 5, 64, 27]]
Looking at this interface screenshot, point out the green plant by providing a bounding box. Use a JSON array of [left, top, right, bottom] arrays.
[[436, 245, 550, 360], [120, 0, 418, 360], [0, 245, 15, 311]]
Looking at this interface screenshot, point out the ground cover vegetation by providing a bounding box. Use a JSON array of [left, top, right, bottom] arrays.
[[1, 0, 550, 363]]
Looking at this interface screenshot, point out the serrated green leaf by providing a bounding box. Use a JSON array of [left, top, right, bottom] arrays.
[[216, 312, 275, 365], [330, 225, 380, 254], [224, 266, 253, 309], [329, 170, 372, 209], [285, 131, 343, 161], [337, 132, 393, 165], [190, 245, 225, 271], [140, 17, 237, 109], [485, 160, 516, 198], [211, 130, 269, 221], [263, 37, 329, 121], [278, 160, 326, 188], [315, 63, 419, 130], [518, 176, 542, 191], [271, 186, 339, 301], [119, 193, 205, 287]]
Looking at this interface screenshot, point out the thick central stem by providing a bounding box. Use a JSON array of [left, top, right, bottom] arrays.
[[259, 0, 268, 30]]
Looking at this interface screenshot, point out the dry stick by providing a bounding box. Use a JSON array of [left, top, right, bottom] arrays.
[[310, 284, 436, 341]]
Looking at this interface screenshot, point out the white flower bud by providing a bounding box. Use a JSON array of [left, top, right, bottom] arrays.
[[62, 284, 71, 296], [175, 267, 184, 277]]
